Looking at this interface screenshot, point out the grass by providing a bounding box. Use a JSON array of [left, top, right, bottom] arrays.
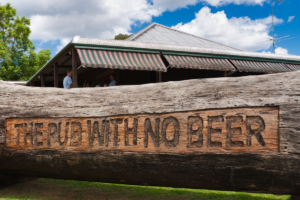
[[0, 178, 292, 200]]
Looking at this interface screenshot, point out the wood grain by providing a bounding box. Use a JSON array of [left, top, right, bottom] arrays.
[[5, 107, 278, 153], [1, 71, 300, 194]]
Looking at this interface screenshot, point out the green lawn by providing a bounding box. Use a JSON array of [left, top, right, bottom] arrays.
[[0, 178, 292, 200]]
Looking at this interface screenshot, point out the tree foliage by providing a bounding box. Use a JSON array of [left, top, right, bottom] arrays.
[[0, 3, 51, 81], [114, 34, 132, 40], [1, 49, 51, 81]]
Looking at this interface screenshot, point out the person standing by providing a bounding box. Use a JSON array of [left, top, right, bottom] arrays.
[[109, 74, 117, 86], [63, 70, 73, 89]]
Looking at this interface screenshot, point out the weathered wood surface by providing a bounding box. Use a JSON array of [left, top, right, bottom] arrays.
[[0, 71, 300, 194], [5, 107, 279, 153]]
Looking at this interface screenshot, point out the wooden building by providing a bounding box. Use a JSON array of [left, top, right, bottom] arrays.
[[25, 23, 300, 87]]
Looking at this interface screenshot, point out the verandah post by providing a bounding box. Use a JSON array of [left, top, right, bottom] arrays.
[[54, 63, 58, 87], [72, 47, 78, 88], [41, 74, 45, 87]]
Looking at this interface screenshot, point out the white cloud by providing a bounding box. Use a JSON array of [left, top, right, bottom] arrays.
[[200, 0, 266, 6], [275, 47, 288, 55], [2, 0, 161, 47], [288, 16, 295, 23], [3, 0, 209, 42], [172, 7, 284, 51], [19, 0, 160, 41], [151, 0, 266, 9], [261, 47, 289, 55], [151, 0, 201, 12], [56, 38, 72, 54], [1, 0, 269, 54]]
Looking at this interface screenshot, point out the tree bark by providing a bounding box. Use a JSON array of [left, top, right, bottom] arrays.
[[0, 71, 300, 194]]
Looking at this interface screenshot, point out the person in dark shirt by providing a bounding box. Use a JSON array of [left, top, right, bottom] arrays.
[[109, 74, 116, 86]]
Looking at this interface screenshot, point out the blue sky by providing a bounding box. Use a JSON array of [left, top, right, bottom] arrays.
[[3, 0, 299, 57], [135, 1, 299, 55]]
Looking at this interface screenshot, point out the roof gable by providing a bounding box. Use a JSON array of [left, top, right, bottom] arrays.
[[126, 23, 241, 51]]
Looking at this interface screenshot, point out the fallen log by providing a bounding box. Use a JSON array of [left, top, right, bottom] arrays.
[[0, 71, 300, 194]]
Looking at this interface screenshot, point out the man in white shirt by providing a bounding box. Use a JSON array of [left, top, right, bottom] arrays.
[[63, 70, 73, 89]]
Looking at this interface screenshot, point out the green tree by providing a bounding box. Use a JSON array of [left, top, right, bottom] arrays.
[[114, 34, 132, 40], [0, 48, 52, 81], [0, 3, 51, 81]]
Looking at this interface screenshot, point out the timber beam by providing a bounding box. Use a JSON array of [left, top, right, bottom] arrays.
[[47, 57, 72, 77], [45, 74, 66, 77], [58, 55, 72, 66], [50, 65, 72, 69], [30, 49, 72, 83]]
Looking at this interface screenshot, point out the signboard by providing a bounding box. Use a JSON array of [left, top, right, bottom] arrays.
[[5, 107, 279, 153]]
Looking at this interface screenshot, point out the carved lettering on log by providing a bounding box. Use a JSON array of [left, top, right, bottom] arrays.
[[87, 120, 110, 147], [70, 122, 82, 147], [187, 116, 203, 148], [14, 124, 23, 146], [124, 118, 138, 146], [226, 116, 244, 147], [144, 118, 160, 148], [5, 107, 279, 153], [207, 116, 224, 148]]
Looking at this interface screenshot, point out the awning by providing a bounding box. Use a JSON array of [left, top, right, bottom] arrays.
[[76, 49, 167, 72], [283, 64, 300, 71], [163, 54, 236, 71], [230, 59, 290, 73]]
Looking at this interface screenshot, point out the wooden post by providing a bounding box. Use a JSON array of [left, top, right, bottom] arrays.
[[115, 69, 120, 85], [41, 74, 45, 87], [72, 48, 78, 88], [158, 72, 162, 82], [54, 63, 59, 88], [156, 72, 162, 82]]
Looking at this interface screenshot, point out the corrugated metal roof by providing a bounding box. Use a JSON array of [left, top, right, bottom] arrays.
[[74, 37, 300, 63], [126, 23, 242, 51]]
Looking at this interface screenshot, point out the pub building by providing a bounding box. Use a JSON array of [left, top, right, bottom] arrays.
[[25, 23, 300, 87]]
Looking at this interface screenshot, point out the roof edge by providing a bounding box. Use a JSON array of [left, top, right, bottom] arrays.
[[73, 38, 300, 63], [125, 22, 157, 41]]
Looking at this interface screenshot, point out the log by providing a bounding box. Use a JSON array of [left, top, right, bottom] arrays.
[[0, 71, 300, 194]]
